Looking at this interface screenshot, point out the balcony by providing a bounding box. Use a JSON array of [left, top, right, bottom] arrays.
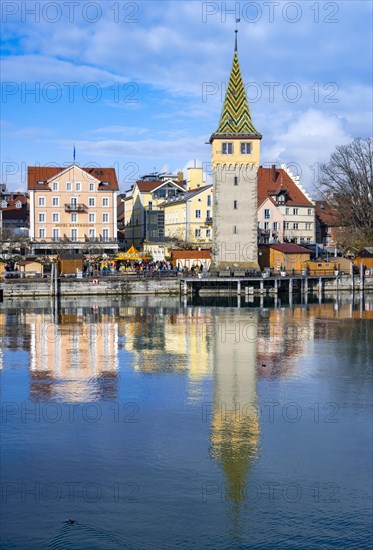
[[205, 217, 213, 225], [65, 203, 87, 212]]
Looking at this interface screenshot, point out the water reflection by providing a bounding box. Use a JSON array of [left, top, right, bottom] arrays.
[[0, 294, 372, 548]]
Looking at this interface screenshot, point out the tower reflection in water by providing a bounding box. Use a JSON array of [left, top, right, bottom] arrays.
[[208, 310, 260, 536]]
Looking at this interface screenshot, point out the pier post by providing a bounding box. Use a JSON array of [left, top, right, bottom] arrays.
[[350, 262, 355, 293], [360, 263, 364, 293], [183, 279, 187, 295], [260, 280, 264, 294], [304, 277, 308, 293], [274, 279, 278, 294], [289, 278, 293, 294], [237, 280, 241, 295]]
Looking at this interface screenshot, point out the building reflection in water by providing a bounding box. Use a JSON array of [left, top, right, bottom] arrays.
[[209, 310, 260, 537], [27, 305, 119, 402]]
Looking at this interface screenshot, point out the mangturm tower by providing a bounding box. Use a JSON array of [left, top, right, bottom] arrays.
[[210, 30, 262, 271]]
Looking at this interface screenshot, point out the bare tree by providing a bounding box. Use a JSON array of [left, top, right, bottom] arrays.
[[0, 227, 29, 259], [318, 138, 373, 245]]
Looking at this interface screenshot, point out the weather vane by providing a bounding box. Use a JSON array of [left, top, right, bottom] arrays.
[[235, 17, 240, 51]]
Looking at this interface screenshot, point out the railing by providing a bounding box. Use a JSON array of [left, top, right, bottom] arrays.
[[64, 203, 87, 212]]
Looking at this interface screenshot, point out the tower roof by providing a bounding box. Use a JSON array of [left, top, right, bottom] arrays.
[[210, 35, 261, 141]]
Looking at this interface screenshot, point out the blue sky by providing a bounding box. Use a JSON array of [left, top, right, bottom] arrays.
[[1, 0, 372, 193]]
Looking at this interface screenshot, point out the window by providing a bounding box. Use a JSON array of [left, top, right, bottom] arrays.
[[195, 229, 201, 237], [277, 194, 285, 204], [89, 229, 95, 238], [52, 213, 59, 222], [38, 196, 45, 206], [195, 210, 201, 219], [284, 222, 290, 229], [233, 200, 237, 209], [222, 142, 233, 155], [207, 194, 212, 206], [305, 222, 312, 230], [148, 201, 153, 210], [52, 182, 58, 191], [306, 237, 311, 243], [206, 229, 211, 238], [52, 197, 59, 206], [273, 222, 278, 230], [293, 208, 299, 215], [38, 213, 45, 222], [89, 197, 95, 206], [89, 183, 94, 191], [102, 229, 109, 241], [39, 228, 45, 238], [89, 213, 95, 223], [264, 209, 270, 219], [103, 197, 109, 207], [15, 201, 22, 209], [76, 182, 81, 191], [103, 213, 109, 222], [0, 200, 7, 208], [71, 213, 77, 222], [285, 208, 289, 215], [52, 228, 59, 240], [240, 142, 252, 154], [293, 223, 299, 229], [308, 209, 312, 216], [234, 176, 238, 186], [264, 222, 270, 230], [66, 182, 72, 191], [233, 225, 237, 234], [206, 210, 211, 219], [71, 229, 77, 241], [70, 197, 77, 206]]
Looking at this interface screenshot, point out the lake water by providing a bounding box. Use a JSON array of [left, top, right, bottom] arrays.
[[1, 294, 372, 549]]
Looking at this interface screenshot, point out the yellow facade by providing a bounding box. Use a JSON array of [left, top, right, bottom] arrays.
[[164, 186, 213, 245], [211, 138, 261, 168]]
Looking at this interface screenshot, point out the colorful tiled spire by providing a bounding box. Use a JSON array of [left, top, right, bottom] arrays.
[[213, 33, 261, 137]]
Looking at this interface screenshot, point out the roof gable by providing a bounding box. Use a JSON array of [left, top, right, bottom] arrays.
[[258, 167, 314, 208], [28, 164, 118, 191]]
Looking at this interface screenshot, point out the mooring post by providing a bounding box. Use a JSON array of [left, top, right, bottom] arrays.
[[350, 261, 355, 293], [260, 280, 264, 294], [274, 279, 278, 294], [50, 263, 55, 297], [289, 277, 293, 294], [237, 280, 241, 295], [360, 262, 364, 293], [183, 279, 187, 295], [304, 277, 308, 293]]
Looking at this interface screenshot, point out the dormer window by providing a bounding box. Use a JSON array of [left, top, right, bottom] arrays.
[[277, 194, 285, 204], [222, 142, 233, 155], [15, 201, 22, 209], [1, 200, 7, 208]]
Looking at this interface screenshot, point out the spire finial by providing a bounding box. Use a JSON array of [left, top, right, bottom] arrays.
[[234, 18, 240, 51]]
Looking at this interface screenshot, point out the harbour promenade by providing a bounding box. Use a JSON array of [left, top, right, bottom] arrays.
[[0, 270, 372, 300]]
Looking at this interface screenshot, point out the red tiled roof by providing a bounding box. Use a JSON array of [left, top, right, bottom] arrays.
[[315, 201, 342, 227], [258, 167, 313, 208], [1, 194, 28, 220], [171, 250, 211, 259], [27, 166, 118, 191], [264, 243, 311, 254], [136, 180, 184, 193]]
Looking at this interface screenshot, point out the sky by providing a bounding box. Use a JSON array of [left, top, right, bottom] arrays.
[[1, 0, 372, 194]]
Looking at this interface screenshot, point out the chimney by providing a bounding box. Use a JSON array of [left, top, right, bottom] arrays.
[[271, 165, 276, 183]]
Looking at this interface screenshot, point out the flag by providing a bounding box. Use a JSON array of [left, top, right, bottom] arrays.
[[73, 144, 76, 162]]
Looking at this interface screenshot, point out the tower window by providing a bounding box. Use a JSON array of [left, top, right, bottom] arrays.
[[233, 200, 237, 209], [234, 176, 238, 186], [240, 142, 252, 155], [222, 142, 233, 155], [233, 225, 237, 234]]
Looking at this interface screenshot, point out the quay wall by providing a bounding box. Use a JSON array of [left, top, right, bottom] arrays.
[[0, 277, 180, 299]]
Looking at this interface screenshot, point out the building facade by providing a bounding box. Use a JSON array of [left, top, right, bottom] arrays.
[[210, 32, 261, 270], [258, 165, 315, 245], [123, 174, 185, 248], [28, 164, 119, 255]]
